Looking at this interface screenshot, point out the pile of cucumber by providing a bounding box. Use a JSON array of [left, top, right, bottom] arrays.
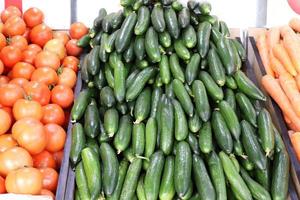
[[70, 0, 290, 200]]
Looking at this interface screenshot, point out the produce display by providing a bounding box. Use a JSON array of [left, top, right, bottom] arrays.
[[257, 19, 300, 162], [70, 0, 290, 200], [0, 5, 85, 198]]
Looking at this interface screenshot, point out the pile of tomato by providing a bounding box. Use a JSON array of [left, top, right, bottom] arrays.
[[0, 6, 87, 199]]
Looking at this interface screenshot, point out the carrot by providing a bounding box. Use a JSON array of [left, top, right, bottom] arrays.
[[266, 27, 280, 51], [280, 25, 295, 38], [288, 122, 298, 131], [296, 74, 300, 91], [256, 34, 274, 77], [289, 132, 300, 160], [269, 53, 287, 77], [283, 32, 300, 73], [284, 114, 292, 124], [272, 43, 297, 76], [262, 75, 300, 131], [289, 18, 300, 33]]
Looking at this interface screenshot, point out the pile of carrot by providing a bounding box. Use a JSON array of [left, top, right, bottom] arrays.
[[257, 17, 300, 161]]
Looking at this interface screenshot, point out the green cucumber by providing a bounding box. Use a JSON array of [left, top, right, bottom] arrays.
[[232, 39, 246, 61], [172, 1, 183, 11], [123, 147, 135, 163], [219, 21, 230, 37], [75, 162, 91, 200], [159, 156, 175, 200], [158, 31, 171, 48], [90, 31, 102, 47], [225, 76, 238, 89], [123, 40, 135, 63], [144, 117, 157, 168], [184, 83, 193, 98], [113, 115, 133, 153], [133, 123, 145, 155], [134, 36, 145, 60], [135, 6, 150, 35], [216, 37, 235, 75], [182, 25, 196, 48], [200, 2, 211, 14], [126, 69, 140, 89], [188, 113, 202, 133], [133, 0, 143, 10], [199, 71, 224, 102], [87, 46, 100, 75], [174, 39, 190, 60], [160, 97, 174, 155], [192, 80, 211, 122], [165, 82, 174, 98], [134, 87, 151, 123], [100, 86, 116, 108], [197, 21, 211, 58], [136, 175, 146, 200], [99, 34, 108, 62], [230, 39, 242, 70], [200, 58, 208, 69], [145, 27, 161, 63], [70, 123, 86, 165], [151, 4, 165, 33], [71, 89, 91, 122], [105, 30, 118, 53], [199, 121, 213, 154], [80, 55, 91, 84], [102, 13, 114, 33], [169, 53, 185, 83], [111, 10, 124, 29], [93, 8, 107, 30], [234, 140, 246, 158], [172, 99, 188, 141], [178, 8, 190, 29], [208, 48, 226, 86], [77, 34, 91, 48], [84, 99, 100, 138], [93, 68, 106, 90], [164, 7, 180, 39], [242, 158, 255, 171], [187, 133, 200, 154], [225, 88, 237, 112], [150, 87, 162, 118], [185, 53, 201, 85], [159, 55, 171, 84], [236, 92, 257, 127], [105, 63, 115, 89], [104, 108, 119, 137], [230, 155, 240, 172]]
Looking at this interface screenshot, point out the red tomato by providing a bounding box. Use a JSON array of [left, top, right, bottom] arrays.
[[22, 28, 30, 41], [0, 134, 17, 153], [44, 124, 66, 152], [57, 67, 77, 88], [23, 7, 44, 28], [11, 62, 35, 80], [39, 168, 58, 192], [0, 109, 11, 135], [53, 31, 69, 45], [40, 189, 55, 199], [0, 33, 6, 51], [10, 35, 28, 51], [69, 22, 88, 39], [33, 150, 56, 169], [13, 99, 43, 121], [22, 49, 38, 64], [29, 24, 53, 47], [0, 76, 10, 85], [9, 78, 29, 88], [34, 50, 60, 70], [41, 104, 65, 125], [0, 46, 22, 68], [66, 39, 82, 56], [1, 6, 22, 23], [27, 44, 42, 53], [0, 83, 24, 107], [62, 56, 79, 73], [31, 67, 58, 86], [0, 176, 5, 193], [0, 60, 3, 75], [3, 16, 26, 37], [23, 81, 50, 106], [52, 150, 63, 168], [51, 85, 74, 108], [44, 39, 66, 60]]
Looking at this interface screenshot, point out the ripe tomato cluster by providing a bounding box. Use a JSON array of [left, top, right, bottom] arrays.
[[0, 6, 87, 198]]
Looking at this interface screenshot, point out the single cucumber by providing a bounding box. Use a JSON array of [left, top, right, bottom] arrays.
[[134, 36, 145, 60], [111, 10, 124, 29], [123, 147, 135, 163], [216, 37, 235, 75], [80, 55, 91, 84], [100, 86, 116, 108], [242, 158, 255, 171], [134, 87, 151, 123], [158, 31, 171, 48], [160, 97, 174, 155], [172, 1, 183, 11], [187, 133, 200, 154], [188, 113, 202, 133], [145, 27, 161, 63], [199, 71, 224, 102], [184, 83, 194, 98], [114, 58, 126, 102], [133, 123, 145, 155], [236, 92, 257, 127], [164, 7, 180, 39], [135, 6, 150, 35], [126, 69, 140, 89], [84, 99, 100, 138], [174, 39, 190, 60], [225, 88, 237, 112], [185, 53, 201, 85], [165, 82, 174, 98], [136, 175, 146, 200], [178, 8, 190, 29], [219, 21, 230, 37], [181, 181, 193, 200], [200, 2, 211, 14], [75, 162, 91, 200], [230, 155, 240, 172], [71, 89, 91, 122], [200, 58, 208, 69], [105, 30, 119, 53], [208, 48, 226, 86], [150, 87, 162, 118], [234, 140, 246, 158], [199, 14, 217, 25], [144, 118, 157, 167], [159, 55, 171, 84], [93, 8, 107, 30], [172, 99, 188, 141], [116, 102, 127, 114], [230, 39, 242, 70], [197, 21, 211, 58], [77, 34, 91, 48], [93, 68, 106, 90], [199, 121, 213, 154], [133, 0, 143, 10], [232, 39, 246, 61], [104, 108, 119, 137], [182, 25, 196, 48], [169, 53, 185, 83], [159, 156, 175, 200], [113, 115, 133, 153], [123, 40, 135, 63], [90, 30, 102, 47], [151, 4, 165, 32], [192, 80, 211, 122], [99, 33, 108, 62], [255, 161, 271, 191], [70, 123, 86, 165], [104, 63, 115, 89], [87, 46, 100, 75]]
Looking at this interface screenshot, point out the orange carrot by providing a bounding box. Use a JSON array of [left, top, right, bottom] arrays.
[[296, 74, 300, 91], [272, 43, 297, 76], [289, 132, 300, 160], [284, 114, 292, 124], [256, 34, 274, 77], [262, 75, 300, 131], [280, 25, 295, 38], [269, 54, 288, 77], [288, 122, 298, 132], [283, 32, 300, 73], [289, 18, 300, 33], [266, 27, 280, 51]]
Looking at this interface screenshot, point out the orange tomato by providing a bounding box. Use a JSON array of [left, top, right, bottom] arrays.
[[9, 35, 28, 51], [22, 28, 30, 41], [11, 62, 35, 80], [51, 85, 74, 108], [5, 167, 42, 195], [0, 22, 3, 33], [13, 99, 43, 120], [27, 44, 42, 53], [0, 176, 5, 194], [39, 168, 58, 192], [9, 78, 29, 88], [33, 150, 56, 169], [0, 75, 9, 85], [12, 118, 46, 155], [0, 45, 22, 68], [23, 7, 44, 28], [22, 49, 38, 64], [0, 109, 11, 135], [44, 124, 66, 152], [69, 22, 88, 39], [34, 50, 60, 70], [0, 60, 3, 75], [0, 33, 6, 51], [0, 83, 24, 107], [23, 81, 50, 106], [62, 56, 79, 73], [31, 67, 58, 86], [57, 67, 77, 88], [0, 134, 17, 153], [0, 147, 33, 176], [66, 39, 82, 56], [42, 104, 65, 125], [3, 16, 26, 37], [1, 6, 22, 23], [40, 189, 55, 199], [52, 150, 63, 168], [53, 31, 69, 45], [44, 39, 66, 60], [29, 24, 53, 47]]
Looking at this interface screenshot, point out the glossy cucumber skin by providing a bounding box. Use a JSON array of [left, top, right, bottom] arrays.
[[207, 48, 226, 86], [164, 7, 180, 39], [199, 121, 213, 154], [172, 99, 189, 141], [192, 80, 211, 122], [197, 21, 211, 58], [160, 97, 174, 155], [185, 53, 201, 85], [178, 8, 190, 29], [113, 115, 133, 153], [70, 123, 86, 165], [159, 156, 176, 200], [135, 6, 150, 35], [169, 53, 185, 83], [151, 5, 165, 33]]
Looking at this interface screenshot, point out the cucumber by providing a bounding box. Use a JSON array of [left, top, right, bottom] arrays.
[[164, 7, 180, 39], [274, 125, 285, 152], [81, 147, 101, 200], [144, 118, 157, 167], [199, 14, 217, 25], [160, 97, 174, 155], [187, 133, 200, 155], [225, 76, 238, 89], [81, 55, 92, 84], [123, 7, 133, 17], [230, 155, 240, 172], [120, 158, 143, 200], [71, 89, 91, 122], [145, 27, 161, 63], [242, 158, 255, 171], [230, 39, 242, 70], [155, 74, 163, 87], [93, 8, 107, 30], [151, 4, 165, 33], [192, 80, 211, 122], [211, 110, 233, 154], [126, 69, 140, 89], [208, 48, 226, 86], [148, 88, 161, 118], [232, 39, 246, 61], [111, 10, 124, 29], [135, 6, 150, 35], [161, 0, 173, 6], [133, 123, 145, 156], [188, 113, 202, 133], [159, 55, 171, 84], [219, 151, 252, 200], [197, 21, 211, 58], [234, 70, 266, 101], [123, 147, 135, 163], [75, 162, 91, 200], [84, 99, 100, 138], [123, 40, 135, 63], [134, 87, 151, 123], [258, 108, 275, 157], [102, 13, 114, 33], [105, 30, 118, 53], [174, 39, 190, 60], [109, 51, 121, 69], [200, 58, 208, 69], [134, 36, 145, 60], [181, 181, 193, 200], [199, 71, 224, 102], [99, 33, 108, 62], [98, 120, 110, 144], [100, 86, 116, 108], [200, 2, 211, 14], [70, 123, 86, 165], [169, 53, 185, 83], [104, 108, 119, 137], [113, 115, 133, 153], [236, 92, 257, 127], [219, 21, 230, 37], [172, 1, 183, 11], [100, 143, 119, 196], [136, 175, 146, 200], [165, 82, 174, 98], [182, 25, 196, 48], [144, 151, 165, 200], [117, 102, 128, 114], [184, 83, 193, 98], [159, 156, 175, 200], [115, 12, 137, 53], [158, 31, 171, 48], [187, 0, 199, 10], [216, 37, 235, 75], [234, 140, 246, 158], [77, 34, 91, 48], [199, 121, 213, 154], [172, 79, 194, 117], [185, 53, 201, 85], [133, 0, 143, 10], [207, 151, 227, 200], [225, 88, 237, 112], [87, 46, 100, 76], [90, 30, 102, 47], [241, 120, 267, 170], [105, 63, 115, 89], [93, 68, 106, 90], [75, 189, 81, 200], [172, 99, 188, 141], [193, 154, 216, 200], [178, 8, 190, 29], [174, 141, 192, 198], [120, 0, 134, 7]]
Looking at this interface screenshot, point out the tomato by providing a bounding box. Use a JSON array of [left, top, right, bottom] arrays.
[[13, 99, 43, 121], [44, 124, 66, 153], [31, 67, 58, 86], [30, 24, 53, 47], [5, 167, 42, 195], [44, 39, 66, 60], [0, 22, 3, 33], [0, 83, 24, 107], [0, 147, 33, 176], [23, 81, 50, 106], [0, 109, 11, 135], [0, 33, 6, 51], [3, 16, 26, 37], [0, 60, 3, 75], [1, 6, 22, 23], [57, 67, 77, 88], [22, 49, 37, 64], [51, 85, 74, 108], [27, 44, 42, 53], [34, 50, 60, 70], [9, 35, 28, 51], [0, 76, 9, 85], [0, 176, 5, 193], [23, 7, 44, 28], [41, 189, 55, 199], [53, 31, 69, 45], [33, 150, 56, 169], [66, 39, 82, 56], [41, 104, 65, 125], [11, 62, 35, 80], [0, 45, 22, 68], [52, 150, 63, 168], [62, 56, 79, 73], [9, 78, 29, 88], [0, 134, 17, 153], [12, 118, 46, 155], [69, 22, 88, 39], [39, 168, 58, 192]]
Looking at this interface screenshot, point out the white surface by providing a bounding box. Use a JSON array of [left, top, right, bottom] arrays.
[[0, 194, 52, 200]]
